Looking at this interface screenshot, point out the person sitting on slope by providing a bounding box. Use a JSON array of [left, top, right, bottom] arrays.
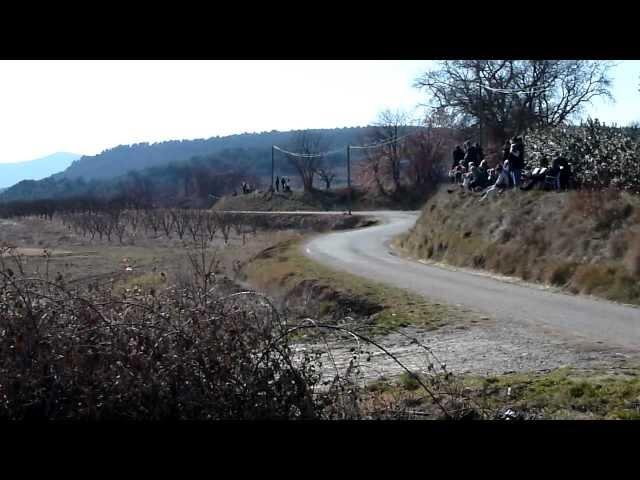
[[481, 161, 511, 201]]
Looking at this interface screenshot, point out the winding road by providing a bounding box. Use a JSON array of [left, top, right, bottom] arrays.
[[304, 211, 640, 352]]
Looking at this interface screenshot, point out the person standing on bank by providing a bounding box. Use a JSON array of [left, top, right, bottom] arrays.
[[452, 145, 465, 169], [463, 141, 477, 170], [508, 137, 524, 188]]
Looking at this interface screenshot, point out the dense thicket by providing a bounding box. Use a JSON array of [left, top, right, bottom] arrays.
[[526, 120, 640, 193]]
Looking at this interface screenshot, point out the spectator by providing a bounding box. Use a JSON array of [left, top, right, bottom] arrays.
[[462, 162, 476, 190], [556, 157, 572, 190], [481, 163, 510, 201], [463, 141, 478, 169], [486, 167, 497, 185], [275, 176, 280, 192], [508, 138, 524, 187], [469, 163, 486, 191], [475, 142, 485, 162], [502, 159, 513, 188], [452, 145, 465, 169], [452, 163, 466, 184], [520, 157, 550, 191], [502, 139, 511, 163], [475, 159, 490, 188]]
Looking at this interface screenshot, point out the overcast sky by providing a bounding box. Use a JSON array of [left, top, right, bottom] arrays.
[[0, 60, 637, 164]]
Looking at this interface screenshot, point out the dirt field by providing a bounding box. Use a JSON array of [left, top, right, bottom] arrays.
[[0, 215, 301, 291]]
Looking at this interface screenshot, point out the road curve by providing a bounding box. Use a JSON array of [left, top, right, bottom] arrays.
[[304, 211, 640, 351]]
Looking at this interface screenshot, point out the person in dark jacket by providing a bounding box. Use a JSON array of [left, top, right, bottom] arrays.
[[508, 137, 525, 187], [552, 156, 571, 190], [475, 142, 485, 163], [502, 139, 511, 162], [463, 142, 478, 169], [475, 159, 490, 188], [452, 145, 465, 169], [275, 176, 280, 192]]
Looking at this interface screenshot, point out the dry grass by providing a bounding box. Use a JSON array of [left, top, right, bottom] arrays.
[[398, 187, 640, 305], [625, 234, 640, 277]]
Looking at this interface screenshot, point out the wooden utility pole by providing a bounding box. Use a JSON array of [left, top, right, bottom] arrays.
[[271, 146, 275, 192], [477, 62, 483, 149], [347, 145, 352, 215]]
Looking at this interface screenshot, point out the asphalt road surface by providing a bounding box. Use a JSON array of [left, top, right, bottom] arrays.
[[304, 211, 640, 351]]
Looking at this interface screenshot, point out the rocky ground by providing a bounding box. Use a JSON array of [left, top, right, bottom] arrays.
[[299, 316, 640, 386]]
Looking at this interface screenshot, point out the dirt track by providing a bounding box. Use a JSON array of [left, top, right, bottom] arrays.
[[302, 211, 640, 376]]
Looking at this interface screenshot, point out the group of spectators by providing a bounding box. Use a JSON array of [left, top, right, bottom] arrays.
[[449, 137, 573, 201], [233, 176, 292, 196], [274, 176, 291, 193], [240, 181, 255, 194]]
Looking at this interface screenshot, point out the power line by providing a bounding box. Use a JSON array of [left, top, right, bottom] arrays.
[[272, 145, 344, 158], [349, 131, 416, 150], [479, 83, 554, 95], [273, 130, 419, 158]]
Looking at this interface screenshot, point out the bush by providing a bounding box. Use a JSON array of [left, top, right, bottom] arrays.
[[0, 248, 328, 420], [526, 120, 640, 193], [625, 235, 640, 277]]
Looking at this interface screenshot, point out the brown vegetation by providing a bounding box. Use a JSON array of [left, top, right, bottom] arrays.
[[397, 187, 640, 305]]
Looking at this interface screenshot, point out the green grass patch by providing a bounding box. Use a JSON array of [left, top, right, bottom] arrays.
[[374, 367, 640, 419], [462, 368, 640, 419], [243, 237, 473, 333]]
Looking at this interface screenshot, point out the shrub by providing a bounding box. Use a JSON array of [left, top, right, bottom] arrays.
[[607, 230, 629, 259], [399, 372, 422, 391], [526, 120, 640, 193], [0, 248, 327, 420], [548, 262, 578, 287], [624, 235, 640, 277]]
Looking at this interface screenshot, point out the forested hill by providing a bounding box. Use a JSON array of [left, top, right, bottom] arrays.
[[62, 127, 371, 181], [0, 127, 375, 204]]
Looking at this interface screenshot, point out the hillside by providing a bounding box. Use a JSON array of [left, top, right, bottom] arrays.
[[0, 152, 81, 189], [396, 186, 640, 305], [62, 127, 372, 181], [0, 127, 379, 203], [0, 152, 248, 206]]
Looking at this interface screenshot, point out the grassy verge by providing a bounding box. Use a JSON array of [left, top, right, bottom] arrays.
[[242, 237, 476, 334], [397, 187, 640, 306], [366, 367, 640, 419], [213, 186, 431, 212]]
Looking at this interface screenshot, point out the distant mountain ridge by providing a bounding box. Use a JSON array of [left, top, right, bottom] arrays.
[[0, 152, 81, 189]]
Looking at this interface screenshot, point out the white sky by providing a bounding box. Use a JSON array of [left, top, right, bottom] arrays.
[[0, 60, 637, 164]]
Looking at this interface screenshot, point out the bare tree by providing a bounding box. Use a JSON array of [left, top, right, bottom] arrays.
[[285, 131, 326, 192], [415, 60, 613, 145], [371, 109, 412, 191], [406, 112, 462, 190], [314, 159, 337, 190], [355, 147, 387, 195]]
